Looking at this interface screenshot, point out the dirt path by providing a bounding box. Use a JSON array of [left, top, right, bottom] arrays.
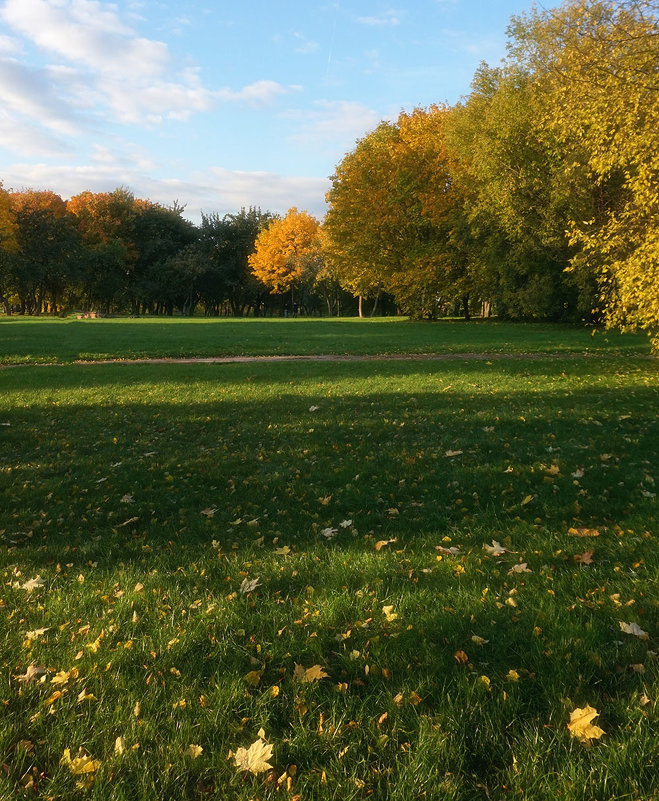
[[3, 351, 651, 368]]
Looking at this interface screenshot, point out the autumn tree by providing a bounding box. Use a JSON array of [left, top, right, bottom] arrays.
[[248, 208, 323, 312], [8, 190, 81, 314], [325, 107, 470, 318], [0, 182, 18, 314], [507, 0, 659, 346]]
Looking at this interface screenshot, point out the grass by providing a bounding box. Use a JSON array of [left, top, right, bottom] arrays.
[[0, 315, 652, 364], [0, 324, 657, 799]]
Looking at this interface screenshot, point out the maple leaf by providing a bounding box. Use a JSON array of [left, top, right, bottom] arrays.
[[619, 621, 649, 640], [234, 738, 273, 774], [51, 668, 78, 686], [120, 494, 134, 504], [293, 663, 329, 682], [200, 507, 217, 517], [484, 540, 508, 556], [20, 576, 45, 591], [574, 551, 594, 565], [340, 519, 353, 528], [568, 527, 600, 537], [567, 705, 605, 743], [320, 527, 338, 539], [274, 545, 291, 555], [25, 627, 49, 640], [60, 748, 101, 775], [508, 563, 532, 574], [435, 545, 461, 555], [240, 577, 261, 594], [14, 662, 47, 683], [375, 538, 396, 551]]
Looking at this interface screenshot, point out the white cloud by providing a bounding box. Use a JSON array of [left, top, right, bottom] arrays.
[[0, 0, 293, 127], [0, 33, 22, 54], [356, 10, 402, 26], [0, 161, 330, 222], [216, 80, 301, 108], [287, 100, 383, 154]]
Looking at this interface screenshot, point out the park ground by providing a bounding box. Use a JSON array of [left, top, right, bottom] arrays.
[[0, 317, 656, 800]]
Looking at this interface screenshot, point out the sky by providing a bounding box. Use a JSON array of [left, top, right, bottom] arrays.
[[0, 0, 556, 223]]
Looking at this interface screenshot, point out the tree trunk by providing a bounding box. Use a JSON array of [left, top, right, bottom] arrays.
[[370, 288, 381, 317], [462, 294, 470, 321], [358, 295, 364, 318]]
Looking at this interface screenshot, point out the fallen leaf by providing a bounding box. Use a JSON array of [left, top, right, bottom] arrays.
[[382, 605, 398, 622], [454, 650, 469, 665], [435, 545, 461, 555], [114, 737, 125, 756], [508, 563, 532, 574], [60, 748, 101, 775], [184, 744, 203, 759], [375, 539, 396, 551], [444, 450, 463, 457], [521, 495, 534, 506], [234, 738, 273, 774], [293, 663, 328, 683], [25, 627, 50, 640], [244, 670, 262, 686], [77, 689, 97, 703], [574, 551, 594, 565], [320, 527, 338, 539], [240, 577, 261, 594], [274, 546, 291, 556], [484, 540, 508, 556], [20, 576, 45, 591], [14, 663, 47, 683], [200, 507, 217, 518], [567, 705, 605, 743], [619, 621, 649, 640], [471, 635, 489, 646], [308, 405, 320, 412], [568, 527, 600, 537]]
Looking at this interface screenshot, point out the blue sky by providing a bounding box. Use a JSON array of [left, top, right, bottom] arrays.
[[0, 0, 555, 222]]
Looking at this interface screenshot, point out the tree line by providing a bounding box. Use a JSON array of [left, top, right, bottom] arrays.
[[0, 0, 656, 346]]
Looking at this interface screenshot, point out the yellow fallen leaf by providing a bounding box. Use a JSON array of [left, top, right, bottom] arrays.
[[114, 736, 125, 756], [506, 669, 520, 681], [234, 738, 273, 774], [77, 688, 97, 703], [521, 495, 533, 506], [60, 748, 101, 775], [44, 690, 64, 706], [269, 685, 280, 698], [293, 663, 328, 682], [184, 744, 203, 759], [244, 670, 262, 686], [375, 539, 396, 551], [567, 705, 605, 743], [382, 605, 398, 622], [619, 621, 649, 640]]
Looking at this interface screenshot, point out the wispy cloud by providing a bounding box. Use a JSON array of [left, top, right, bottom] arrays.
[[0, 0, 294, 128], [287, 100, 382, 154], [356, 10, 402, 26], [0, 161, 330, 221]]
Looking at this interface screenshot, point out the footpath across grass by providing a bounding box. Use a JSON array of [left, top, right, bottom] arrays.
[[0, 315, 651, 364], [1, 352, 657, 800]]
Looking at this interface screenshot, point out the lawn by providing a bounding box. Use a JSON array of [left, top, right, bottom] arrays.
[[0, 323, 657, 799], [0, 315, 651, 364]]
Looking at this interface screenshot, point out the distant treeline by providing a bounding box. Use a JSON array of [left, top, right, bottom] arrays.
[[0, 0, 656, 346]]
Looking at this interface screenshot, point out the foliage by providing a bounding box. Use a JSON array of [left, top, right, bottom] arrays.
[[507, 0, 659, 345], [249, 207, 323, 300]]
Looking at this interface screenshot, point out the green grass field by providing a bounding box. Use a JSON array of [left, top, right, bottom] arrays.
[[0, 315, 651, 364], [0, 319, 656, 800]]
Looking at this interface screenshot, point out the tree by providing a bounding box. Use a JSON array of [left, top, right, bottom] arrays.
[[445, 62, 597, 320], [68, 188, 138, 312], [508, 0, 659, 345], [325, 107, 470, 318], [8, 190, 81, 314], [199, 208, 275, 316], [0, 182, 18, 314], [249, 208, 323, 311]]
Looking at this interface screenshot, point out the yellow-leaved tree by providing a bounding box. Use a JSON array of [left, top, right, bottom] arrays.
[[248, 207, 323, 308], [509, 0, 659, 348]]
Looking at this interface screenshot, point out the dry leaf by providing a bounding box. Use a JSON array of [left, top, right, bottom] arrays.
[[14, 663, 47, 683], [77, 689, 97, 703], [444, 449, 463, 457], [567, 705, 605, 743], [240, 577, 261, 594], [200, 507, 217, 517], [574, 551, 594, 565], [619, 621, 649, 640], [114, 737, 125, 756], [184, 744, 203, 759], [293, 663, 328, 682], [508, 563, 531, 574], [483, 540, 508, 556], [568, 527, 600, 537], [375, 538, 396, 551], [521, 495, 534, 506], [25, 627, 50, 640], [435, 545, 461, 555], [454, 650, 469, 665], [20, 576, 45, 591], [320, 527, 338, 539], [471, 635, 489, 646], [382, 605, 398, 622], [234, 738, 273, 774], [244, 670, 262, 686], [61, 748, 101, 775]]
